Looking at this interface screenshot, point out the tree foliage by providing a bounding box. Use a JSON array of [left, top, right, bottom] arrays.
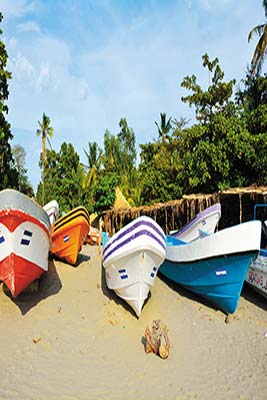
[[248, 0, 267, 75], [36, 142, 85, 213], [36, 113, 54, 205], [12, 144, 33, 195], [0, 13, 18, 190], [93, 173, 118, 213]]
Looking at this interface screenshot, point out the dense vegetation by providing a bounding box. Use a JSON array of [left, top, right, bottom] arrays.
[[2, 5, 267, 214]]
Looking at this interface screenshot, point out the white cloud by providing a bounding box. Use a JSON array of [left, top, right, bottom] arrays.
[[78, 80, 89, 100], [17, 20, 41, 33], [3, 0, 265, 191], [1, 0, 38, 19], [36, 64, 50, 92], [11, 52, 35, 84], [8, 37, 17, 50]]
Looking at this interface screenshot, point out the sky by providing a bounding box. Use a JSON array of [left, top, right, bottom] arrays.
[[1, 0, 265, 192]]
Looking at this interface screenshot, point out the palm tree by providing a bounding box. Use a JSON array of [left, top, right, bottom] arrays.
[[82, 141, 103, 190], [36, 113, 54, 205], [248, 0, 267, 75], [155, 113, 172, 144]]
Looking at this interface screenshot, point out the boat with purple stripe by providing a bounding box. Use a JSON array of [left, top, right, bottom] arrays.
[[102, 216, 166, 317], [170, 203, 221, 242]]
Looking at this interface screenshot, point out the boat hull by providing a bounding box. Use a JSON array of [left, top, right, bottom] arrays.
[[50, 207, 90, 265], [0, 190, 51, 297], [160, 251, 257, 314], [160, 220, 262, 314], [103, 216, 166, 317], [0, 253, 47, 297]]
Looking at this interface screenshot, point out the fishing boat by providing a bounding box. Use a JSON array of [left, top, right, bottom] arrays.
[[246, 247, 267, 299], [160, 220, 262, 314], [0, 189, 51, 297], [245, 206, 267, 299], [50, 206, 90, 265], [102, 216, 166, 317], [170, 203, 221, 242], [43, 199, 59, 225], [85, 226, 101, 246]]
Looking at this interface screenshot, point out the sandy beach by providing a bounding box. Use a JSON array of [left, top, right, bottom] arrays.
[[0, 244, 267, 400]]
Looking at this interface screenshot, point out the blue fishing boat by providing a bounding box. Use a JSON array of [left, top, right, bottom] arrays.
[[160, 220, 262, 314]]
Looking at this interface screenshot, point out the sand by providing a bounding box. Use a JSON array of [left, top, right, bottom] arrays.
[[0, 245, 267, 400]]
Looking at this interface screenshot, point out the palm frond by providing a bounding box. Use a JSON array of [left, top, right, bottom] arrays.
[[251, 24, 267, 74], [264, 0, 267, 19], [248, 24, 265, 42]]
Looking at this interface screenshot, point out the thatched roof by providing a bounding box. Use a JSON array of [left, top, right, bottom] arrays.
[[113, 187, 131, 210]]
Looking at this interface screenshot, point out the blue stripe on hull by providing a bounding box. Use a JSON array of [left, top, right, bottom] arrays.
[[159, 251, 257, 314]]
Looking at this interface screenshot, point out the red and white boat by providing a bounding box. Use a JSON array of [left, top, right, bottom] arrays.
[[0, 189, 51, 297]]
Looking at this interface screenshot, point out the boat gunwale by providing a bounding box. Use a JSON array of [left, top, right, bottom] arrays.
[[102, 218, 165, 257], [164, 250, 258, 265], [103, 229, 166, 263], [0, 208, 51, 239], [52, 209, 89, 232]]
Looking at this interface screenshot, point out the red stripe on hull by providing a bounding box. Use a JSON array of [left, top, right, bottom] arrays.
[[0, 253, 45, 297], [0, 209, 50, 236]]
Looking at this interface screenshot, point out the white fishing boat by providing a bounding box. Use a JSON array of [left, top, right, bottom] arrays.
[[102, 216, 166, 317], [246, 248, 267, 299], [0, 189, 51, 297], [170, 203, 221, 242], [43, 200, 59, 225], [246, 215, 267, 299]]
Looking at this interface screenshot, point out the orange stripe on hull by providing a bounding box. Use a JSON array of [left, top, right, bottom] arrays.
[[51, 215, 89, 265], [0, 253, 46, 297]]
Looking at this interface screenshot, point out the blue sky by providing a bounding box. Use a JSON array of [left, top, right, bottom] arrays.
[[1, 0, 265, 191]]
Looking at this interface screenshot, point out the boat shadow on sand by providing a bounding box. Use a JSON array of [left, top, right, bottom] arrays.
[[100, 261, 151, 318], [158, 272, 267, 314], [50, 252, 91, 268], [157, 271, 227, 315], [241, 283, 267, 311], [0, 258, 62, 315]]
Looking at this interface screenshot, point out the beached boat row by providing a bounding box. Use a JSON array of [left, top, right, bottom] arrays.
[[102, 203, 263, 317], [0, 189, 266, 319], [0, 189, 90, 297]]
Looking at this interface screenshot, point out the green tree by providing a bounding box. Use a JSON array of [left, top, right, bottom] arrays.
[[12, 144, 33, 195], [82, 142, 103, 189], [82, 141, 103, 210], [102, 119, 138, 205], [103, 129, 120, 173], [93, 173, 118, 214], [236, 70, 267, 185], [155, 113, 172, 144], [139, 138, 182, 205], [248, 0, 267, 75], [179, 54, 257, 192], [0, 13, 19, 190], [117, 118, 137, 170], [36, 142, 85, 212], [117, 118, 138, 203], [36, 113, 54, 205]]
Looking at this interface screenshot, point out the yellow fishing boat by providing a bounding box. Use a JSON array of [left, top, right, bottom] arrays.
[[50, 206, 90, 265]]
